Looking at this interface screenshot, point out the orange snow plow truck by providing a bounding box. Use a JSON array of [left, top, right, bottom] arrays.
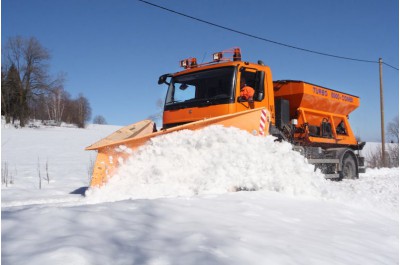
[[86, 48, 365, 187]]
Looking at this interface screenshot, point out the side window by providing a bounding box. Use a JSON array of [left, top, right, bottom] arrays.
[[240, 68, 265, 102], [240, 69, 256, 89]]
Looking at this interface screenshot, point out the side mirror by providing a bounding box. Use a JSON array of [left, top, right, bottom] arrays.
[[158, 75, 166, 85], [158, 74, 171, 85], [237, 96, 253, 103], [179, 84, 188, 90], [237, 96, 246, 102], [254, 92, 264, 101], [254, 71, 265, 101]]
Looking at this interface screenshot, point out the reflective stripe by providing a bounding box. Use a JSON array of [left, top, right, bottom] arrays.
[[259, 109, 267, 136]]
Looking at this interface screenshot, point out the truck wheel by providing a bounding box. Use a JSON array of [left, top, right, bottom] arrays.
[[340, 153, 358, 180]]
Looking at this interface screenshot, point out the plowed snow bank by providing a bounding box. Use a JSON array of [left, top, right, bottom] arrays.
[[86, 126, 398, 215], [86, 126, 327, 202]]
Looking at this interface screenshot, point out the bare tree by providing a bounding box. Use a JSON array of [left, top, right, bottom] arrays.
[[66, 94, 92, 128], [3, 36, 24, 71], [77, 94, 91, 128], [46, 87, 69, 125], [22, 37, 50, 93], [386, 116, 399, 167], [387, 116, 399, 143], [93, 115, 107, 124], [147, 98, 164, 122], [387, 144, 399, 168], [4, 36, 50, 92], [367, 116, 400, 168]]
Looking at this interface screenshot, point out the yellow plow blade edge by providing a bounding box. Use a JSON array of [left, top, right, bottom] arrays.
[[86, 108, 270, 187]]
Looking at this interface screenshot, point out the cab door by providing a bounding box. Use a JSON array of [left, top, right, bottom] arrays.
[[236, 67, 266, 112]]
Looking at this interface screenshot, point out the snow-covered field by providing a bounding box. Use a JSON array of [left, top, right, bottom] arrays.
[[1, 123, 399, 265]]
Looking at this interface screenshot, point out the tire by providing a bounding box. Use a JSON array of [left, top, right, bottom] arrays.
[[340, 153, 358, 180]]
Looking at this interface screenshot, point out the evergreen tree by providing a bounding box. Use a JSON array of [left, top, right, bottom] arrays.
[[2, 64, 25, 124]]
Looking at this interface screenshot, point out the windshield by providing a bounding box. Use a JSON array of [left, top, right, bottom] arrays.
[[165, 67, 236, 106]]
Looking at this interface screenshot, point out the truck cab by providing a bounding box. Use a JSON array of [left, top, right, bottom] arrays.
[[159, 48, 275, 129]]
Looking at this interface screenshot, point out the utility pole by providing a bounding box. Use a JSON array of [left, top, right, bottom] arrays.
[[379, 58, 386, 167]]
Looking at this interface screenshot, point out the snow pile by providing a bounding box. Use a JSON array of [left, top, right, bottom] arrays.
[[86, 126, 328, 202], [85, 126, 399, 216], [328, 167, 399, 213]]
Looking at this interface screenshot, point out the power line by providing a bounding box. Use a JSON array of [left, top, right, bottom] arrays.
[[138, 0, 399, 71], [383, 62, 399, 71]]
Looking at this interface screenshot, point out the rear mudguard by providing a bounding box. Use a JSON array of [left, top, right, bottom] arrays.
[[86, 108, 270, 187]]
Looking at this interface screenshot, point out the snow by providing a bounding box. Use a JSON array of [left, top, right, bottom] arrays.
[[2, 123, 399, 265], [86, 126, 327, 202]]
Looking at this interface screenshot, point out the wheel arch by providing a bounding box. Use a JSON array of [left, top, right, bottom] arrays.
[[325, 147, 359, 177], [341, 149, 358, 173]]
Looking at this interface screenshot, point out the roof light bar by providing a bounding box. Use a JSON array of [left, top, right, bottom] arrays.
[[180, 47, 243, 69]]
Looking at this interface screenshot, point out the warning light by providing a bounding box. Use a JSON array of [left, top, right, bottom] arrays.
[[180, 59, 188, 68], [212, 47, 242, 63], [233, 48, 241, 61], [190, 58, 197, 67], [180, 58, 197, 69], [213, 52, 223, 62]]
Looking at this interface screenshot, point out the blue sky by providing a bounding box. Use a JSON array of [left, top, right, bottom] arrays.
[[2, 0, 399, 141]]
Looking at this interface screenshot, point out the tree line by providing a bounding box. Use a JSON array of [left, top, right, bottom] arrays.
[[2, 36, 92, 128]]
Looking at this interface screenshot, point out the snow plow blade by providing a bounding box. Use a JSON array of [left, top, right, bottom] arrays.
[[86, 108, 270, 187]]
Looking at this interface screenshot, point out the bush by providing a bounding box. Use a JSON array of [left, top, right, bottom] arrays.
[[366, 144, 399, 168]]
